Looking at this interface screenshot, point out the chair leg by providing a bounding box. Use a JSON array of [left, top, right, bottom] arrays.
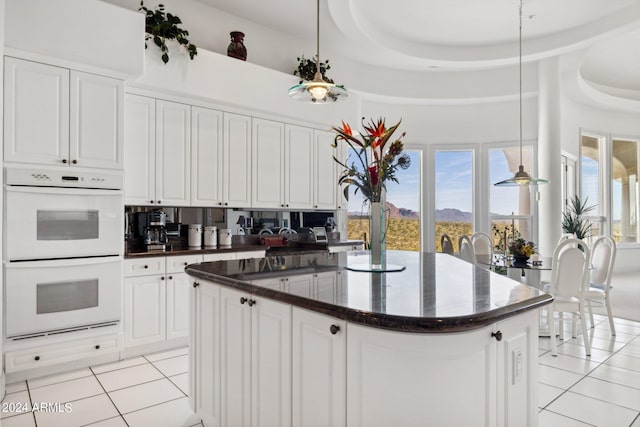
[[605, 297, 616, 336], [587, 300, 595, 328], [548, 305, 557, 356], [558, 312, 564, 340], [572, 313, 577, 338], [579, 305, 591, 357]]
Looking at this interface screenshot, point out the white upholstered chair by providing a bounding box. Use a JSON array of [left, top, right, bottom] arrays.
[[440, 234, 454, 255], [547, 238, 592, 357], [584, 236, 617, 335], [458, 235, 476, 265], [471, 232, 493, 268]]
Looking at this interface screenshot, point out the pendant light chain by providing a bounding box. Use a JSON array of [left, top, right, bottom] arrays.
[[519, 0, 523, 167]]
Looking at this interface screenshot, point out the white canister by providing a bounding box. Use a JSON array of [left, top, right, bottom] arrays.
[[204, 226, 218, 248], [219, 228, 232, 247], [188, 224, 203, 248]]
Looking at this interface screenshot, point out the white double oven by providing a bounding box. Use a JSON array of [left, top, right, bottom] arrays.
[[4, 167, 123, 340]]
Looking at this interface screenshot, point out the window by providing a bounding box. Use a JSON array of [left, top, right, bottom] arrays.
[[489, 145, 533, 249], [434, 150, 473, 252], [346, 149, 421, 251], [580, 133, 605, 239], [611, 138, 639, 243]]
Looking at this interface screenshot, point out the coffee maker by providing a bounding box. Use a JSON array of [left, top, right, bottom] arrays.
[[144, 210, 168, 251]]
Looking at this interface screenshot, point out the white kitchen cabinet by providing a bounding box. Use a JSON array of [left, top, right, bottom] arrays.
[[314, 130, 339, 210], [124, 255, 201, 351], [156, 100, 191, 206], [252, 118, 285, 209], [191, 106, 223, 206], [328, 243, 365, 253], [124, 274, 166, 347], [292, 308, 346, 427], [314, 271, 340, 303], [285, 125, 313, 209], [219, 286, 292, 427], [223, 112, 252, 208], [124, 96, 190, 206], [4, 57, 123, 169], [191, 279, 221, 427], [124, 94, 155, 205]]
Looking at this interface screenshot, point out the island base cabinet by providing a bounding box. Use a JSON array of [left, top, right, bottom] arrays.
[[346, 323, 497, 427], [292, 308, 346, 427], [220, 286, 292, 427]]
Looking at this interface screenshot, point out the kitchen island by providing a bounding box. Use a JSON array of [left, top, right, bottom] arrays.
[[186, 250, 552, 427]]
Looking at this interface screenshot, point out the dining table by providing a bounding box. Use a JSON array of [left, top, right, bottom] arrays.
[[476, 254, 552, 290]]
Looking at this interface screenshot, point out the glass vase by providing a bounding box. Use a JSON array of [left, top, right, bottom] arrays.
[[369, 200, 386, 269]]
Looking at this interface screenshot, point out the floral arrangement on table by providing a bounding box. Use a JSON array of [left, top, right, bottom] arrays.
[[331, 117, 410, 203], [508, 237, 536, 261]]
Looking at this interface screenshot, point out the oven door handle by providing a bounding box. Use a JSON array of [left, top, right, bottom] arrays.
[[5, 186, 122, 196], [4, 256, 122, 269]]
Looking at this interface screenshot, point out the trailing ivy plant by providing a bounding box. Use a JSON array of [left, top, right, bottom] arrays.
[[139, 1, 197, 64], [294, 54, 333, 83]]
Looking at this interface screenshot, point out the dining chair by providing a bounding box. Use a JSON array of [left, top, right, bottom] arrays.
[[547, 238, 591, 357], [584, 236, 617, 335], [471, 232, 493, 269], [458, 235, 476, 265], [440, 234, 454, 255]]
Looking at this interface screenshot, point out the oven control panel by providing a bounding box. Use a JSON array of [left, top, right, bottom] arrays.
[[5, 167, 123, 190]]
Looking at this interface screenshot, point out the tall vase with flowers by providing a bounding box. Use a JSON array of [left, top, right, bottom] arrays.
[[332, 117, 411, 271]]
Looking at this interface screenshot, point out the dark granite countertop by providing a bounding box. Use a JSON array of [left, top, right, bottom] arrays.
[[186, 250, 552, 333]]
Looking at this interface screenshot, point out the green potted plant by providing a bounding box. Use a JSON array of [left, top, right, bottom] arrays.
[[562, 195, 596, 239], [294, 54, 333, 83], [139, 1, 197, 64]]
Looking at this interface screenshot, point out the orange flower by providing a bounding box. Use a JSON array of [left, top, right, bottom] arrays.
[[340, 120, 352, 137]]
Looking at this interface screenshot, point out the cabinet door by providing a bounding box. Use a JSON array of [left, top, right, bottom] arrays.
[[284, 274, 314, 298], [220, 287, 252, 427], [191, 106, 223, 206], [192, 280, 221, 427], [314, 271, 339, 303], [292, 308, 346, 427], [284, 125, 313, 209], [70, 71, 123, 169], [124, 94, 155, 205], [314, 130, 338, 210], [124, 275, 166, 347], [223, 113, 252, 208], [156, 100, 190, 206], [251, 296, 292, 427], [4, 57, 69, 165], [166, 272, 190, 340], [252, 118, 284, 208]]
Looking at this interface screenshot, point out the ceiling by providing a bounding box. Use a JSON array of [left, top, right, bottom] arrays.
[[197, 0, 640, 105]]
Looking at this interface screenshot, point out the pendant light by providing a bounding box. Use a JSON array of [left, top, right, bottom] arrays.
[[494, 0, 548, 186], [288, 0, 348, 103]]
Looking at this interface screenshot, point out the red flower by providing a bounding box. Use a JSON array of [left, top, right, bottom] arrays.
[[368, 166, 379, 186], [340, 120, 352, 137]]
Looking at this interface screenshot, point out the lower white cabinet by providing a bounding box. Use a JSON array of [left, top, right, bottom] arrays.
[[124, 255, 202, 351], [191, 279, 539, 427], [292, 308, 346, 427]]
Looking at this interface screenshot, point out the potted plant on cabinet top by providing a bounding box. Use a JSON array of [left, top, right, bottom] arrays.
[[294, 54, 333, 83], [139, 1, 198, 64]]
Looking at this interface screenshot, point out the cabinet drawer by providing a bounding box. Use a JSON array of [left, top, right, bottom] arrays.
[[124, 258, 165, 277], [166, 254, 203, 273], [202, 252, 237, 262], [236, 250, 265, 260], [5, 334, 121, 373]]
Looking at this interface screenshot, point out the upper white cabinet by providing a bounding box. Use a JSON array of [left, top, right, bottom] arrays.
[[314, 130, 339, 210], [223, 113, 252, 208], [124, 95, 190, 206], [191, 106, 223, 207], [285, 125, 314, 209], [156, 100, 191, 206], [252, 118, 284, 209], [4, 57, 123, 169]]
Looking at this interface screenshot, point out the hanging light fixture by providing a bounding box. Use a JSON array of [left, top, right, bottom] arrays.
[[288, 0, 348, 103], [494, 0, 548, 186]]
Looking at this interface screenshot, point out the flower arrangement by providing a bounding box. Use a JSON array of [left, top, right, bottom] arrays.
[[331, 118, 410, 203], [508, 238, 535, 259]]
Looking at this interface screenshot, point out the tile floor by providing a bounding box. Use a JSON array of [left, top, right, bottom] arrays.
[[0, 314, 638, 426]]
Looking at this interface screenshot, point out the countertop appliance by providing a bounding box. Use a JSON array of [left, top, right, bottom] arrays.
[[144, 210, 168, 251], [4, 166, 123, 340]]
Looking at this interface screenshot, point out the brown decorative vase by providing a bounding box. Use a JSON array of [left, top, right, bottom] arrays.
[[227, 31, 247, 61]]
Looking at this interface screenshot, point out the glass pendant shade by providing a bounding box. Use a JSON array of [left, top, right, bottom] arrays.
[[288, 0, 347, 103], [494, 0, 547, 187]]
